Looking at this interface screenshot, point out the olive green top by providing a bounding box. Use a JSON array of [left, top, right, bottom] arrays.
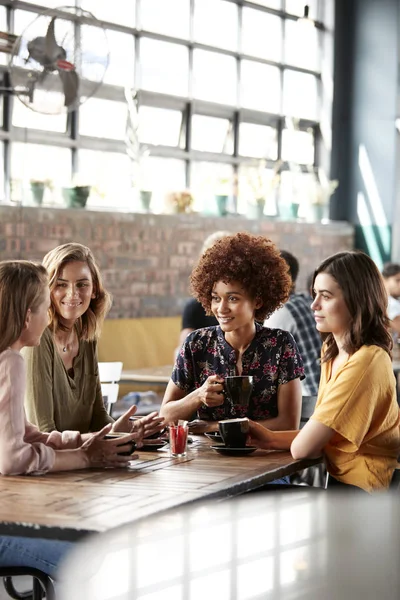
[[22, 327, 113, 434]]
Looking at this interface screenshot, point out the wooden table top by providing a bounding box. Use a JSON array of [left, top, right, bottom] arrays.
[[0, 436, 319, 542], [120, 365, 173, 384]]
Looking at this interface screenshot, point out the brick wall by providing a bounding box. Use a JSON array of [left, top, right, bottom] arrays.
[[0, 206, 354, 318]]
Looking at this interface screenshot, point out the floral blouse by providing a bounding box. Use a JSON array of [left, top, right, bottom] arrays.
[[172, 322, 305, 421]]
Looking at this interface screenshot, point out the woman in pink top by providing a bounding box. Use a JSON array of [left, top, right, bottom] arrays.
[[0, 260, 142, 576]]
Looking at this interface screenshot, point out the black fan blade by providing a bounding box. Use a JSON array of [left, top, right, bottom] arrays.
[[45, 17, 64, 64], [57, 68, 79, 107]]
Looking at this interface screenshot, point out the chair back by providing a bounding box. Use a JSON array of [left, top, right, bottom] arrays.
[[300, 395, 318, 428], [98, 361, 123, 383], [99, 362, 123, 416]]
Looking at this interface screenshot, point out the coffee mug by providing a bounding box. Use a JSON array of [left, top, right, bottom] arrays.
[[104, 433, 136, 456], [218, 418, 249, 448], [224, 375, 253, 416]]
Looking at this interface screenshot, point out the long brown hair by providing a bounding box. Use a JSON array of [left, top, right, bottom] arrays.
[[43, 243, 111, 341], [312, 251, 392, 362], [0, 261, 48, 353]]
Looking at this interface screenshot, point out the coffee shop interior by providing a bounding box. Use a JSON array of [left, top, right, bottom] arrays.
[[0, 0, 400, 599]]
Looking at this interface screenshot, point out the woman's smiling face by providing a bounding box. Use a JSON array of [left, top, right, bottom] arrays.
[[51, 261, 95, 326], [211, 280, 261, 333]]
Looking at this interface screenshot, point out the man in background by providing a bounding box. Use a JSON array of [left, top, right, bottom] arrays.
[[177, 231, 230, 353], [264, 250, 321, 397]]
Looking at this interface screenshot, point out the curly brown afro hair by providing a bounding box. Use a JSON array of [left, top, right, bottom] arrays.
[[190, 232, 291, 321]]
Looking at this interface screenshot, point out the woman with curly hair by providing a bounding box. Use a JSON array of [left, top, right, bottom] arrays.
[[249, 251, 400, 492], [23, 243, 162, 437], [161, 232, 305, 433]]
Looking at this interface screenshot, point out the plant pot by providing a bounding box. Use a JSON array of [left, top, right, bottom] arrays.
[[278, 202, 300, 220], [30, 182, 45, 206], [247, 201, 266, 220], [310, 204, 326, 222], [140, 190, 152, 212], [215, 194, 228, 216], [62, 186, 90, 209]]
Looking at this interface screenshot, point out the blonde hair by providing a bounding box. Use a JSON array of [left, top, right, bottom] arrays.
[[43, 243, 112, 341], [0, 261, 48, 353]]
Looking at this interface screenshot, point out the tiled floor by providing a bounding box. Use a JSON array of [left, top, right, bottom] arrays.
[[0, 576, 33, 599]]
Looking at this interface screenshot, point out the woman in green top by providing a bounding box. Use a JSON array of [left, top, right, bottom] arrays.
[[23, 243, 163, 436]]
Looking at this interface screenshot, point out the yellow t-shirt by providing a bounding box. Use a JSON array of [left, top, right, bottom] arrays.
[[312, 345, 400, 492]]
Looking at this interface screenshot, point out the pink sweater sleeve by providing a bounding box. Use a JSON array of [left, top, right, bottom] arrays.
[[0, 349, 81, 476]]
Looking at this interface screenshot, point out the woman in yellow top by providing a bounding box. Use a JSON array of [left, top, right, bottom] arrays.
[[249, 250, 400, 492]]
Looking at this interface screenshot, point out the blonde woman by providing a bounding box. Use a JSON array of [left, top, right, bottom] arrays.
[[23, 243, 162, 436], [0, 260, 140, 575]]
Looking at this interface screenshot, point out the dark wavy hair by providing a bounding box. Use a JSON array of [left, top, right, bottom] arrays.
[[312, 251, 392, 362], [43, 243, 112, 341], [190, 232, 291, 321]]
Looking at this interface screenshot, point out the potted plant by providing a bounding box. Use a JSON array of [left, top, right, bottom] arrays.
[[165, 190, 194, 214], [125, 87, 151, 211], [214, 176, 232, 216], [243, 160, 281, 219], [62, 175, 91, 209], [30, 179, 52, 206], [308, 171, 339, 222]]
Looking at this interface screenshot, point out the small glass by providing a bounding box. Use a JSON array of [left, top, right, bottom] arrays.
[[169, 423, 189, 457]]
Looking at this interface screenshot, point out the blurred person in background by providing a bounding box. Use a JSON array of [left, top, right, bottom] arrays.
[[264, 250, 321, 396], [177, 231, 230, 353]]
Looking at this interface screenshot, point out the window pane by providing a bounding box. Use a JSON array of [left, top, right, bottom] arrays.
[[102, 30, 135, 87], [0, 7, 7, 66], [194, 0, 238, 51], [283, 70, 318, 120], [81, 0, 136, 27], [78, 150, 132, 210], [138, 107, 182, 146], [192, 115, 233, 154], [241, 61, 281, 113], [251, 0, 281, 7], [141, 156, 186, 213], [79, 98, 127, 140], [242, 9, 282, 62], [237, 164, 279, 216], [279, 170, 316, 218], [20, 0, 64, 8], [11, 143, 71, 205], [285, 19, 320, 72], [239, 123, 277, 159], [190, 162, 234, 214], [193, 50, 237, 105], [282, 129, 314, 164], [12, 94, 67, 132], [140, 39, 188, 96], [141, 0, 190, 39], [285, 0, 318, 18]]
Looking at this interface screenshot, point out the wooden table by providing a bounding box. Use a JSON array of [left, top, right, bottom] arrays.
[[58, 491, 400, 600], [0, 437, 319, 542], [120, 365, 173, 386]]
